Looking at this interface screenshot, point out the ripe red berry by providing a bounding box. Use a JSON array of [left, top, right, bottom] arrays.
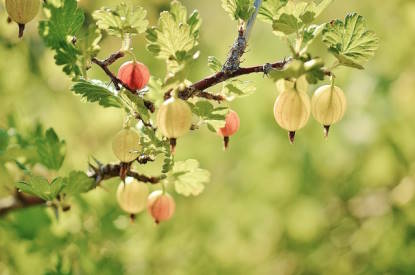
[[117, 61, 150, 91], [147, 190, 175, 224], [217, 110, 240, 149]]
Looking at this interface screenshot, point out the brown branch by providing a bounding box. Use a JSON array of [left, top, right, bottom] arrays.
[[91, 54, 155, 113], [0, 162, 163, 217], [176, 59, 289, 100]]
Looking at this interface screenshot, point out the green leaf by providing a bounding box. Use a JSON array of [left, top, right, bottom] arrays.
[[36, 128, 66, 170], [259, 0, 288, 24], [63, 171, 95, 195], [173, 159, 210, 196], [190, 101, 229, 132], [208, 56, 223, 73], [145, 77, 165, 107], [222, 0, 256, 22], [76, 25, 102, 63], [222, 79, 256, 100], [0, 129, 9, 154], [322, 13, 379, 69], [39, 0, 85, 77], [71, 79, 123, 108], [93, 3, 148, 37], [146, 1, 201, 73], [16, 176, 66, 201], [123, 90, 150, 121]]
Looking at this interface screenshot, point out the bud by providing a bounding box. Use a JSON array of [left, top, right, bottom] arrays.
[[117, 61, 150, 91], [6, 0, 40, 38], [156, 97, 192, 153], [147, 190, 175, 224], [116, 177, 149, 214], [217, 110, 240, 149], [311, 85, 347, 137], [273, 78, 311, 143], [112, 129, 141, 163]]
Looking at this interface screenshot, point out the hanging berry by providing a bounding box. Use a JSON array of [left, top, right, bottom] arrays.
[[112, 128, 141, 163], [273, 78, 311, 143], [311, 84, 347, 137], [5, 0, 40, 38], [117, 61, 150, 91], [217, 110, 240, 149], [156, 97, 192, 154], [147, 190, 176, 224], [116, 177, 149, 215]]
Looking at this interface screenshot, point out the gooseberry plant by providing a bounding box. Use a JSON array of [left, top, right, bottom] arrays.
[[0, 0, 379, 222]]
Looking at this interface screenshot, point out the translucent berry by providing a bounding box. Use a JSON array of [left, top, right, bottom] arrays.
[[6, 0, 40, 38], [147, 190, 175, 224], [217, 110, 240, 149], [273, 78, 311, 143], [112, 128, 141, 163], [311, 85, 347, 137], [117, 61, 150, 91], [116, 177, 149, 214]]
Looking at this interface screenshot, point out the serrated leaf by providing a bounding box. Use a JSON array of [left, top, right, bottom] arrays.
[[76, 25, 102, 62], [92, 3, 148, 38], [146, 1, 201, 73], [39, 0, 85, 77], [63, 171, 95, 195], [36, 129, 66, 171], [222, 0, 256, 22], [16, 176, 66, 201], [71, 79, 123, 108], [208, 56, 223, 73], [173, 159, 210, 196], [222, 79, 256, 100], [190, 101, 229, 131], [322, 13, 379, 69], [259, 0, 288, 24], [145, 77, 165, 107], [123, 90, 150, 121]]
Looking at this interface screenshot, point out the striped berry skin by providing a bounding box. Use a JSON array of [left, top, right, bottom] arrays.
[[6, 0, 40, 24], [117, 61, 150, 91], [218, 110, 240, 137], [112, 129, 141, 163], [156, 97, 192, 139], [147, 190, 175, 224], [311, 85, 347, 126], [116, 177, 149, 214]]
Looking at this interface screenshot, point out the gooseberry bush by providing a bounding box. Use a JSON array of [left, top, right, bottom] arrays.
[[0, 0, 378, 222]]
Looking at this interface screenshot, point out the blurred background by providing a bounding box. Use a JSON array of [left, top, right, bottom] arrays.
[[1, 0, 415, 274]]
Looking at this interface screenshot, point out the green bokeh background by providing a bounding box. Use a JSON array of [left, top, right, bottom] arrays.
[[1, 0, 415, 274]]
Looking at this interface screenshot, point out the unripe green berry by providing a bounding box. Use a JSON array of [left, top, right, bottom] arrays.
[[147, 190, 175, 224], [116, 177, 149, 214], [6, 0, 40, 38], [311, 85, 347, 131], [156, 97, 192, 139], [274, 79, 311, 142], [112, 129, 141, 163]]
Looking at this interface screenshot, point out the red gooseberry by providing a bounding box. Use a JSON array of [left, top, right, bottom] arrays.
[[147, 190, 175, 224], [117, 61, 150, 91], [217, 110, 240, 149]]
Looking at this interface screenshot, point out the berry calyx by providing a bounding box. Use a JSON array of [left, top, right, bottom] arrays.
[[112, 128, 141, 163], [273, 78, 311, 143], [311, 85, 347, 137], [156, 97, 192, 153], [117, 61, 150, 91], [116, 177, 149, 214], [217, 110, 240, 149], [147, 190, 175, 224], [6, 0, 40, 38]]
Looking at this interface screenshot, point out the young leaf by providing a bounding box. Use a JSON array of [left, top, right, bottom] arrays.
[[146, 1, 201, 73], [63, 171, 95, 195], [222, 0, 256, 22], [93, 3, 148, 37], [173, 159, 210, 196], [190, 101, 229, 132], [222, 79, 256, 100], [322, 13, 379, 69], [16, 176, 66, 201], [208, 56, 223, 73], [36, 129, 66, 171], [72, 79, 123, 108], [38, 0, 85, 77]]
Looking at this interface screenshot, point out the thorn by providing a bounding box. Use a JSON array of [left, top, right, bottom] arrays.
[[223, 136, 230, 150], [288, 131, 296, 144], [170, 138, 177, 155], [18, 23, 25, 38], [323, 125, 331, 138]]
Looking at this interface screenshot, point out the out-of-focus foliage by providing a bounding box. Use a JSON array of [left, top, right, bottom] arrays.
[[0, 0, 415, 275]]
